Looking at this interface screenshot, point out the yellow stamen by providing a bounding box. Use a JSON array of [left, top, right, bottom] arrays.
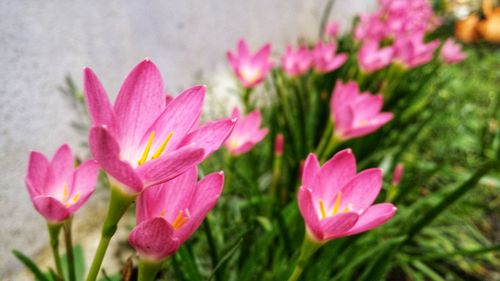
[[71, 193, 80, 203], [332, 192, 342, 215], [159, 208, 166, 218], [66, 203, 71, 208], [63, 183, 69, 199], [151, 131, 173, 159], [319, 199, 327, 219], [342, 207, 349, 213], [138, 131, 155, 166], [172, 210, 184, 229]]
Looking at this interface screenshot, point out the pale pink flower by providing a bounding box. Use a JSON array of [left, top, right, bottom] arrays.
[[227, 39, 273, 88], [393, 34, 440, 68], [440, 39, 466, 64], [25, 144, 99, 223], [331, 81, 393, 140], [357, 40, 394, 73], [312, 42, 348, 73], [128, 168, 223, 261], [324, 21, 340, 37], [298, 150, 396, 242], [281, 45, 312, 77], [224, 108, 269, 155], [84, 59, 235, 195]]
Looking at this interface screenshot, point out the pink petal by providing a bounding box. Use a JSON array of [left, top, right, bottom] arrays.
[[141, 85, 205, 154], [179, 118, 236, 158], [83, 67, 117, 132], [237, 39, 250, 58], [321, 212, 359, 240], [344, 203, 396, 236], [67, 160, 99, 212], [250, 128, 269, 144], [114, 59, 166, 151], [334, 107, 354, 137], [26, 151, 50, 197], [175, 171, 224, 244], [229, 141, 256, 155], [89, 126, 143, 193], [128, 217, 180, 261], [352, 95, 384, 119], [298, 187, 322, 240], [302, 154, 320, 189], [47, 144, 74, 195], [33, 196, 70, 223], [137, 145, 205, 187], [345, 112, 393, 139], [254, 43, 271, 64], [340, 168, 383, 211], [317, 149, 356, 203]]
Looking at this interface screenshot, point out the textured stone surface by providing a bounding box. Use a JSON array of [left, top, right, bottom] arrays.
[[0, 0, 375, 278]]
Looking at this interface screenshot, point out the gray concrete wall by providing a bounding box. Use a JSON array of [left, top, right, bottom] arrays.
[[0, 0, 375, 278]]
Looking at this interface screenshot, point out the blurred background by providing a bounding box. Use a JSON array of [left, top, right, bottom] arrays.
[[0, 0, 375, 278]]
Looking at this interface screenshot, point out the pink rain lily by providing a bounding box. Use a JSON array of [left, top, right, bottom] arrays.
[[393, 34, 440, 68], [312, 42, 348, 73], [440, 39, 466, 64], [224, 108, 269, 155], [391, 163, 405, 186], [281, 45, 312, 77], [324, 21, 340, 37], [128, 167, 223, 261], [357, 40, 394, 73], [84, 59, 235, 194], [25, 144, 99, 223], [227, 39, 273, 88], [298, 150, 397, 243], [330, 81, 393, 140]]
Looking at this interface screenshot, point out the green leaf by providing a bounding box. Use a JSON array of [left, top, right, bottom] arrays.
[[12, 249, 49, 281], [61, 245, 85, 281]]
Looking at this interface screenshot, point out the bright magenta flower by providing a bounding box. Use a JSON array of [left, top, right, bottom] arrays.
[[224, 107, 269, 155], [330, 81, 393, 140], [393, 34, 440, 68], [312, 42, 348, 73], [25, 144, 99, 223], [324, 21, 340, 37], [84, 59, 235, 194], [357, 40, 394, 73], [227, 39, 273, 88], [440, 39, 466, 64], [281, 45, 312, 77], [298, 150, 396, 243], [128, 168, 223, 261]]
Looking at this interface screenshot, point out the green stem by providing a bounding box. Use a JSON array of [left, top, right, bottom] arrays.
[[63, 219, 76, 281], [315, 121, 333, 156], [242, 87, 253, 113], [47, 223, 64, 279], [138, 259, 162, 281], [386, 184, 398, 202], [287, 235, 322, 281], [269, 153, 283, 214], [320, 134, 343, 162], [85, 186, 135, 281]]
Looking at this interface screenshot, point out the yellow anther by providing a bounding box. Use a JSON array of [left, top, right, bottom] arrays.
[[66, 203, 71, 208], [342, 207, 349, 213], [71, 193, 80, 203], [172, 210, 185, 229], [332, 192, 342, 215], [151, 131, 173, 159], [319, 199, 327, 219], [63, 183, 69, 199], [138, 131, 155, 166], [159, 208, 166, 218]]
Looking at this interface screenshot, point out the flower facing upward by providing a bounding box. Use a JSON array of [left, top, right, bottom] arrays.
[[298, 150, 396, 243], [281, 45, 312, 77], [330, 81, 393, 140], [227, 39, 273, 88], [25, 144, 99, 223], [440, 39, 466, 64], [84, 59, 235, 195], [128, 167, 224, 261], [357, 40, 394, 73], [224, 107, 269, 155], [312, 42, 348, 73], [393, 34, 440, 68]]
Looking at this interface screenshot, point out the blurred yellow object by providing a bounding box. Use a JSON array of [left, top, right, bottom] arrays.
[[455, 14, 480, 42]]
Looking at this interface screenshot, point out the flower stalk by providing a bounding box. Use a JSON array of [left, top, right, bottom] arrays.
[[287, 235, 322, 281], [138, 259, 162, 281], [63, 219, 76, 281], [47, 223, 64, 279]]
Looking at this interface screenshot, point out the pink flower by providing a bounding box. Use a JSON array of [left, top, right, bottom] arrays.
[[298, 150, 396, 242], [25, 144, 99, 223], [440, 39, 466, 64], [324, 21, 340, 37], [128, 168, 223, 261], [227, 39, 273, 88], [281, 45, 312, 77], [330, 81, 393, 140], [393, 34, 440, 68], [224, 108, 269, 155], [274, 133, 284, 156], [357, 40, 394, 73], [391, 163, 404, 186], [84, 59, 235, 195], [312, 42, 348, 73]]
